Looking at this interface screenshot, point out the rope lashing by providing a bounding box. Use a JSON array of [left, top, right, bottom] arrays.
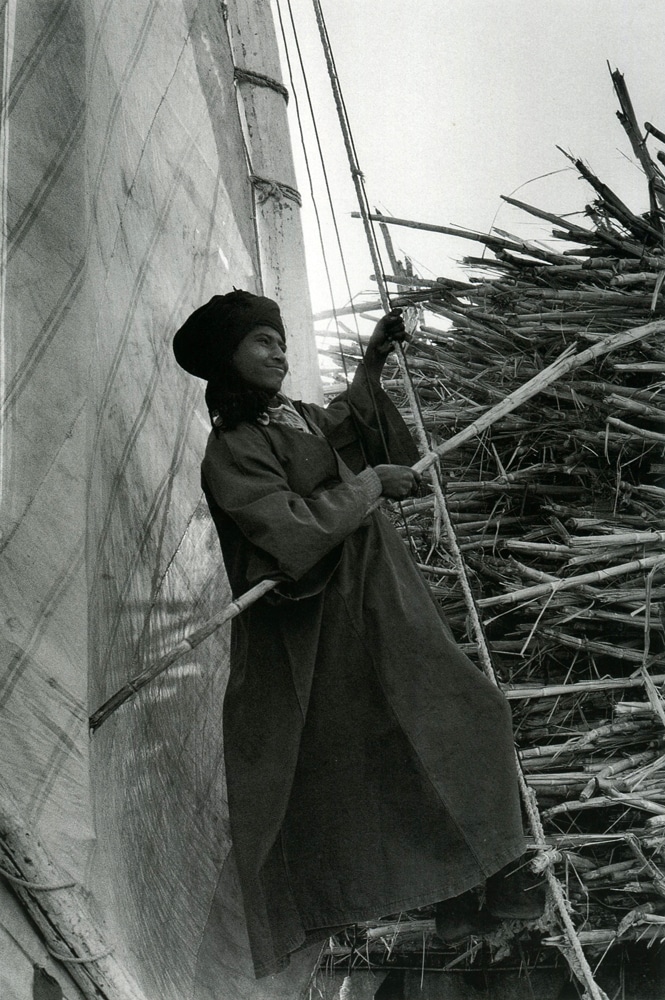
[[530, 847, 563, 875], [233, 67, 289, 102], [517, 774, 610, 1000], [250, 174, 302, 207]]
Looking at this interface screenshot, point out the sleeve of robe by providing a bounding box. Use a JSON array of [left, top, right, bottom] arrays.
[[202, 426, 383, 587], [202, 360, 420, 592], [298, 361, 420, 472]]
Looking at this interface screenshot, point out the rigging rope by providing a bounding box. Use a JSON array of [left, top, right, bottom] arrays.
[[274, 0, 351, 387], [276, 0, 418, 553]]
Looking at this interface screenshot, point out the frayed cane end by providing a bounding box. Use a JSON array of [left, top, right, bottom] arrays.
[[340, 974, 354, 999]]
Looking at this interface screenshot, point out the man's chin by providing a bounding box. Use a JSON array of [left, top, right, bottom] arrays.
[[263, 375, 286, 393]]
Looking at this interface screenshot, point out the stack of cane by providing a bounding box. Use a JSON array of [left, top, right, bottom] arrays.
[[316, 69, 665, 978]]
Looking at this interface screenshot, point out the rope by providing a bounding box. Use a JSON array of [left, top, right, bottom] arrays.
[[220, 16, 266, 294], [1, 864, 116, 965], [277, 0, 418, 555], [275, 0, 354, 388], [47, 944, 114, 965], [233, 67, 289, 102], [310, 1, 388, 314], [305, 0, 423, 559], [0, 867, 76, 891], [249, 174, 302, 207]]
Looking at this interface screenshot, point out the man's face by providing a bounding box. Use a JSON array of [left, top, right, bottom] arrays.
[[231, 325, 288, 393]]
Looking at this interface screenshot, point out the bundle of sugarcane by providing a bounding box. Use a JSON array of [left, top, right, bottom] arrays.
[[316, 69, 665, 978]]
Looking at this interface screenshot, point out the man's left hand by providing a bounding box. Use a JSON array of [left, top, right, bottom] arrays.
[[365, 309, 407, 377]]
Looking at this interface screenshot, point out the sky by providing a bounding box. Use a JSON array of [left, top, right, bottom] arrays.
[[273, 0, 665, 327]]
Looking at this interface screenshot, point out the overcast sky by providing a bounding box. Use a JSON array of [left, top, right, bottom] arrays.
[[274, 0, 665, 323]]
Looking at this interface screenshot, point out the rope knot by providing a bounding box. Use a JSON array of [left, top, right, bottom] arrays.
[[250, 174, 302, 207], [530, 847, 562, 874]]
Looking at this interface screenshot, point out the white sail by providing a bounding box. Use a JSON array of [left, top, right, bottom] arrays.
[[0, 1, 320, 996]]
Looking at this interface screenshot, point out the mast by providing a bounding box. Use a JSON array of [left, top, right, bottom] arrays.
[[227, 0, 323, 403]]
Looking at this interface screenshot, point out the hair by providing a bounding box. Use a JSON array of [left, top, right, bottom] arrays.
[[205, 369, 275, 431]]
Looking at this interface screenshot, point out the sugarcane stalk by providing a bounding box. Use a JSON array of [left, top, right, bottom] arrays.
[[500, 193, 646, 257], [89, 578, 276, 731], [606, 416, 665, 443], [413, 319, 665, 474], [478, 552, 665, 609], [542, 794, 665, 820], [544, 926, 665, 946], [504, 675, 665, 700]]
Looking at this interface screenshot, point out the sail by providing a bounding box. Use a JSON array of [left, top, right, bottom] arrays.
[[1, 1, 320, 997]]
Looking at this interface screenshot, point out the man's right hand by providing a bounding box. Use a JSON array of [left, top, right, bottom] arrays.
[[374, 464, 421, 499]]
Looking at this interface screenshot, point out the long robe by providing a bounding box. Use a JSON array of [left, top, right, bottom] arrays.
[[201, 364, 525, 978]]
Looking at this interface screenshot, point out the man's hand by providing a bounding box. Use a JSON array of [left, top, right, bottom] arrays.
[[364, 309, 407, 379], [374, 464, 421, 499]]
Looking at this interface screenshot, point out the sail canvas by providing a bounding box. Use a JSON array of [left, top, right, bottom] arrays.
[[0, 1, 319, 997]]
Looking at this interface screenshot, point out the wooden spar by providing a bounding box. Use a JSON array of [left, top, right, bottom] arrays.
[[89, 579, 276, 731], [90, 316, 665, 731], [0, 779, 148, 1000]]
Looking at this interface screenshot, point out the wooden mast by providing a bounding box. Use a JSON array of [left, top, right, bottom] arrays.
[[226, 0, 323, 403]]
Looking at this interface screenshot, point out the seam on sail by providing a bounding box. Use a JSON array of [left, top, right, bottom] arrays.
[[0, 542, 84, 706], [0, 257, 85, 420], [90, 276, 197, 575], [6, 101, 85, 262], [88, 0, 162, 221], [0, 399, 85, 557], [86, 133, 198, 470], [0, 0, 17, 503], [0, 0, 71, 118]]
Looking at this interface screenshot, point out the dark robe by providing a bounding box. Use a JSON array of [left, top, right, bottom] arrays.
[[201, 363, 525, 978]]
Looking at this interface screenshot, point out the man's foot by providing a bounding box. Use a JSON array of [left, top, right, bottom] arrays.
[[434, 890, 500, 944], [485, 857, 546, 920]]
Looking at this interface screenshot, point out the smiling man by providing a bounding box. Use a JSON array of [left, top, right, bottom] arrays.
[[172, 289, 537, 980]]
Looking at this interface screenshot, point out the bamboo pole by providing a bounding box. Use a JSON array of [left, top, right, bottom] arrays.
[[0, 779, 147, 1000], [89, 579, 276, 731]]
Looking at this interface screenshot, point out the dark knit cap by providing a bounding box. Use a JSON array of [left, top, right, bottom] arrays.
[[172, 289, 285, 380]]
